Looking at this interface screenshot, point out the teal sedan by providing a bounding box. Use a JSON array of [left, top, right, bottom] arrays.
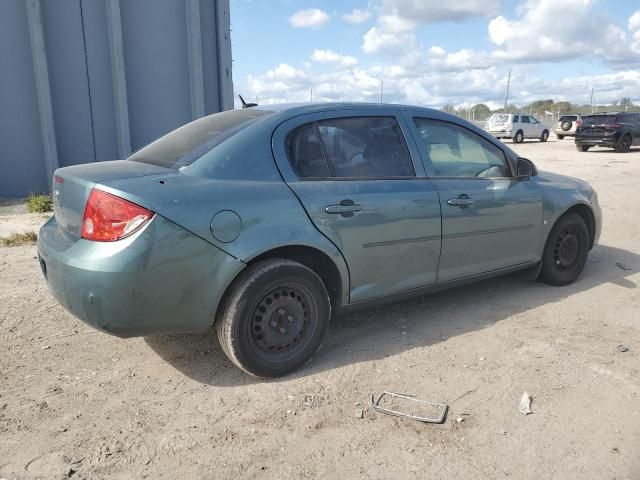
[[38, 103, 601, 377]]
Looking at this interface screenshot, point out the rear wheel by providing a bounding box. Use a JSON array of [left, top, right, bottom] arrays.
[[540, 130, 549, 142], [615, 134, 632, 153], [576, 145, 590, 152], [514, 130, 524, 143], [557, 134, 565, 140], [216, 259, 330, 377], [538, 213, 589, 286]]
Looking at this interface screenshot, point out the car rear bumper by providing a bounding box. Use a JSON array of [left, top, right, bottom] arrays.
[[554, 129, 575, 136], [575, 136, 617, 147], [488, 130, 513, 138], [37, 215, 245, 337]]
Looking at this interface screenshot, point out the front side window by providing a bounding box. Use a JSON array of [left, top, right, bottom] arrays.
[[413, 118, 510, 178], [286, 116, 415, 179], [520, 116, 530, 124]]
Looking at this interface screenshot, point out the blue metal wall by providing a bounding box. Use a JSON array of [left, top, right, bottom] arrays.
[[0, 0, 233, 198]]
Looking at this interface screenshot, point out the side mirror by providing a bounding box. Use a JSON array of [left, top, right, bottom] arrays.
[[516, 157, 536, 179]]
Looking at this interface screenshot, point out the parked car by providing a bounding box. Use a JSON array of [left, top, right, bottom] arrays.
[[575, 112, 640, 152], [38, 103, 601, 377], [554, 115, 582, 139], [486, 114, 549, 143]]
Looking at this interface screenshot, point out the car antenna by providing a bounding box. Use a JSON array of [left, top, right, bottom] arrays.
[[239, 94, 258, 109]]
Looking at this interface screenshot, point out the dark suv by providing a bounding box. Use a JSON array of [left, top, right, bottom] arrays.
[[575, 112, 640, 152]]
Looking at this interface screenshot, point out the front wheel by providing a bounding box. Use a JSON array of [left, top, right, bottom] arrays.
[[216, 259, 331, 377], [540, 130, 549, 142], [538, 213, 589, 286], [576, 145, 590, 152]]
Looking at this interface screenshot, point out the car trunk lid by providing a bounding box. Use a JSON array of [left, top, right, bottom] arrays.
[[52, 160, 174, 239]]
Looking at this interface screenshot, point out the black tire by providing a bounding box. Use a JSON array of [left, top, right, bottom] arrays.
[[576, 145, 590, 152], [540, 130, 549, 142], [216, 259, 330, 377], [557, 134, 565, 140], [514, 130, 524, 143], [538, 213, 589, 286], [614, 134, 632, 153]]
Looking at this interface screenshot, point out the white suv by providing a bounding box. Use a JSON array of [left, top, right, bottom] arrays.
[[486, 114, 549, 143]]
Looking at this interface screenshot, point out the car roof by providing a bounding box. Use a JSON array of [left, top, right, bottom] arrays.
[[253, 101, 437, 116]]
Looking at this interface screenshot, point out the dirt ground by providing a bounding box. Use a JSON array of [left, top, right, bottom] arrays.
[[1, 138, 639, 480]]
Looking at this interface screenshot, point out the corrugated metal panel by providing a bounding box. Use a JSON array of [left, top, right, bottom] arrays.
[[0, 0, 233, 198]]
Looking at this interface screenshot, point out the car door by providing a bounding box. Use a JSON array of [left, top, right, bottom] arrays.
[[405, 114, 543, 282], [519, 115, 531, 137], [272, 110, 442, 303], [529, 116, 543, 137]]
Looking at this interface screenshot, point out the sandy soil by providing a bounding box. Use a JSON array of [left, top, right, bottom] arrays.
[[1, 138, 639, 480]]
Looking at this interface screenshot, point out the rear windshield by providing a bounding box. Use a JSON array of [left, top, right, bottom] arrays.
[[581, 115, 617, 126], [559, 116, 577, 121], [128, 109, 273, 169], [489, 114, 510, 124]]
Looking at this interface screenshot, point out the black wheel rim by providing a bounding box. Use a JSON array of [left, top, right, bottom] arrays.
[[553, 227, 579, 269], [248, 282, 317, 362], [623, 136, 631, 151]]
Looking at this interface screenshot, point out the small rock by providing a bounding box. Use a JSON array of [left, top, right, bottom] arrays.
[[355, 408, 364, 419], [354, 401, 361, 406], [407, 447, 415, 453], [479, 356, 485, 361], [612, 447, 620, 453], [41, 345, 50, 350], [519, 392, 532, 415], [617, 345, 629, 353], [463, 364, 469, 368], [456, 417, 464, 423]]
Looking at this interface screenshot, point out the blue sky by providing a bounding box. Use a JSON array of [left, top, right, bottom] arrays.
[[230, 0, 640, 108]]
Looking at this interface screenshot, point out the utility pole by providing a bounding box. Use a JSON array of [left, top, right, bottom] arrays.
[[590, 80, 594, 114], [503, 69, 511, 110], [380, 79, 384, 104]]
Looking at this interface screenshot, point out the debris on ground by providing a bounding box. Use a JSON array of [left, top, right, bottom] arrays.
[[370, 391, 448, 424], [456, 416, 464, 423], [355, 408, 364, 419], [615, 262, 632, 271], [616, 344, 629, 353], [519, 392, 532, 415]]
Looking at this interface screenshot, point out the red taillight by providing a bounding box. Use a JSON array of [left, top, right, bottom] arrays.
[[576, 119, 582, 127], [81, 189, 153, 242]]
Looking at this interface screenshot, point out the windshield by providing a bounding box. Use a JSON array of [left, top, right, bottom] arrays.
[[581, 115, 617, 126], [559, 116, 577, 121], [128, 109, 273, 169]]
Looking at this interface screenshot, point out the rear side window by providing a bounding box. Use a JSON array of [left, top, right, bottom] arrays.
[[128, 109, 273, 169], [286, 116, 415, 179], [512, 115, 519, 122], [618, 113, 639, 125]]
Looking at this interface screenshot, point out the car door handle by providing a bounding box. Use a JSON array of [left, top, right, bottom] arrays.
[[447, 197, 475, 207], [325, 203, 362, 214]]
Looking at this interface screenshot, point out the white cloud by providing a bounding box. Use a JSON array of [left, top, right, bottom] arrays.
[[342, 8, 371, 24], [242, 60, 640, 108], [376, 0, 500, 23], [630, 10, 640, 31], [289, 8, 330, 29], [487, 0, 631, 63], [630, 10, 640, 54], [311, 49, 358, 68]]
